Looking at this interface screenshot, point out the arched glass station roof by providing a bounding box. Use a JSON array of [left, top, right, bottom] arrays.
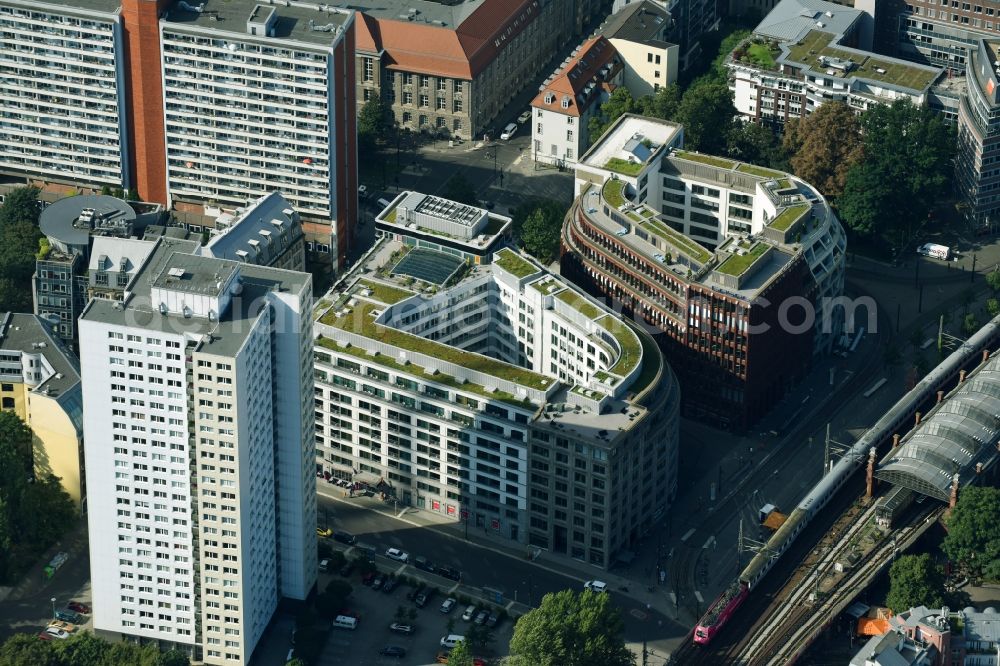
[[876, 362, 1000, 501]]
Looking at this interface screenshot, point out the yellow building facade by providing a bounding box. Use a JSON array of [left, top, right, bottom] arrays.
[[0, 313, 83, 506]]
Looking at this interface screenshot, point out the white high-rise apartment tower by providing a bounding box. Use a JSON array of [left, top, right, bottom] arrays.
[[79, 235, 316, 665]]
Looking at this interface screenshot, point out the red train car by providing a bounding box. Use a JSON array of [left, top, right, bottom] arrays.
[[693, 581, 749, 645]]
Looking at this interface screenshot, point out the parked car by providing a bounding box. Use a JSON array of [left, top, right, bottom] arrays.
[[583, 580, 608, 593], [440, 634, 465, 649], [440, 598, 456, 613], [358, 184, 369, 198], [474, 609, 489, 625], [385, 548, 409, 563], [333, 531, 357, 545], [389, 623, 414, 635], [486, 613, 499, 628], [517, 110, 532, 124], [362, 571, 377, 586], [43, 627, 69, 640], [415, 588, 434, 608], [339, 562, 355, 577], [319, 558, 331, 573], [379, 646, 407, 658], [437, 566, 462, 582], [37, 631, 54, 641], [316, 526, 332, 538], [382, 576, 398, 593], [461, 605, 477, 621], [500, 123, 518, 140], [54, 610, 82, 624], [66, 601, 91, 615], [47, 621, 76, 633], [413, 556, 436, 573], [371, 574, 385, 591]]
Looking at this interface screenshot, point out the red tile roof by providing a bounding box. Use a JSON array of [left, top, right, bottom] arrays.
[[355, 0, 541, 80], [530, 36, 620, 117]]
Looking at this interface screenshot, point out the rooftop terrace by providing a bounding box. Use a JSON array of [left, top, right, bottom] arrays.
[[783, 30, 941, 91]]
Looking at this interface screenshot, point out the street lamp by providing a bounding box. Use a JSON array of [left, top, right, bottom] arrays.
[[50, 597, 56, 618]]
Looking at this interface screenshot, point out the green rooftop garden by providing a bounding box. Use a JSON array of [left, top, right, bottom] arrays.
[[769, 203, 810, 232], [641, 219, 712, 263], [784, 30, 940, 90], [357, 279, 415, 305], [774, 178, 793, 191], [716, 242, 769, 276], [494, 248, 538, 279], [556, 289, 603, 320], [737, 163, 785, 179], [320, 301, 553, 391], [317, 337, 535, 408], [674, 150, 738, 170], [603, 179, 626, 208], [746, 41, 779, 69], [592, 369, 617, 386], [530, 277, 562, 296], [604, 157, 645, 176], [626, 211, 642, 223], [629, 326, 661, 396], [597, 316, 642, 376]]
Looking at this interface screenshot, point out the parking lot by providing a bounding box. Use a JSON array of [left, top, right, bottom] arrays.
[[310, 558, 515, 666]]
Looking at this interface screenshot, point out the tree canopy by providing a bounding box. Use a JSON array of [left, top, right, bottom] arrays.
[[674, 80, 737, 155], [885, 553, 946, 613], [0, 186, 42, 313], [588, 87, 640, 144], [727, 121, 788, 171], [0, 412, 76, 583], [447, 639, 474, 666], [509, 589, 634, 666], [358, 97, 394, 149], [0, 631, 188, 666], [783, 102, 863, 200], [514, 199, 566, 264], [942, 486, 1000, 581], [837, 100, 954, 248]]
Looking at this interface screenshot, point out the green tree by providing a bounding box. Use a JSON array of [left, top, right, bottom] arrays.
[[509, 589, 634, 666], [675, 80, 736, 154], [443, 173, 477, 206], [0, 411, 33, 481], [782, 102, 863, 200], [726, 121, 788, 171], [448, 639, 475, 666], [517, 205, 564, 264], [963, 313, 980, 336], [14, 475, 75, 550], [0, 187, 42, 313], [285, 660, 307, 666], [639, 83, 682, 120], [588, 87, 639, 144], [49, 631, 110, 664], [942, 486, 1000, 580], [315, 579, 353, 618], [0, 633, 56, 666], [838, 100, 954, 248], [465, 622, 494, 652], [158, 649, 190, 666], [886, 553, 945, 613], [988, 269, 1000, 293], [358, 97, 393, 148], [0, 186, 40, 228], [987, 298, 1000, 318]]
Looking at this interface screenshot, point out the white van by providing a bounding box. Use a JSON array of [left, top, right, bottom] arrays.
[[376, 197, 392, 210], [333, 615, 358, 630], [440, 634, 465, 649]]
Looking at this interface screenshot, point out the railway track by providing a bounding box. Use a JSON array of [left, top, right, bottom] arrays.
[[734, 502, 941, 666]]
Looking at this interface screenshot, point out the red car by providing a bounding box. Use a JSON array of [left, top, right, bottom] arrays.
[[37, 631, 53, 641], [67, 601, 91, 614]]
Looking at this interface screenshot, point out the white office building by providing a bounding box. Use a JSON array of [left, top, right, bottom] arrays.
[[0, 0, 129, 189], [314, 211, 680, 568], [79, 235, 316, 665]]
